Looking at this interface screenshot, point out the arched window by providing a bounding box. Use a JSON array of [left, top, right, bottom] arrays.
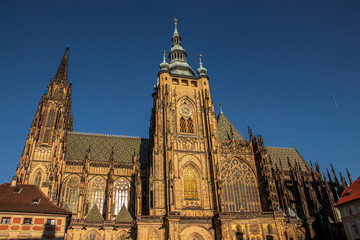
[[221, 159, 260, 212], [43, 129, 51, 144], [180, 117, 186, 132], [53, 88, 59, 98], [267, 224, 273, 234], [187, 118, 194, 133], [46, 108, 55, 127], [183, 166, 198, 199], [113, 178, 130, 215], [34, 171, 42, 187], [88, 177, 106, 214], [83, 230, 102, 240], [62, 176, 80, 213]]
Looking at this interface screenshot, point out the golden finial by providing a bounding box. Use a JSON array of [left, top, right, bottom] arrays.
[[174, 18, 178, 25], [163, 50, 166, 56], [199, 54, 203, 65]]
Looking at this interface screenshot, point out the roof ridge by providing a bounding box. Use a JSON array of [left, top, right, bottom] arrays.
[[266, 146, 296, 150], [69, 131, 147, 139]]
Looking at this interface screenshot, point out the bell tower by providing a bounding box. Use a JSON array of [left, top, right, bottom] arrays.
[[142, 19, 220, 239], [16, 48, 73, 201]]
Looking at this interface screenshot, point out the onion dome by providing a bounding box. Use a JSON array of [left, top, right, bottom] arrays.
[[159, 50, 169, 70], [197, 54, 207, 76]]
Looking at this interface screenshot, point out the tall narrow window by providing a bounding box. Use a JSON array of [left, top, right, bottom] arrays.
[[180, 117, 186, 132], [46, 108, 55, 127], [221, 159, 260, 212], [183, 166, 198, 199], [43, 129, 51, 143], [187, 118, 194, 133], [88, 177, 106, 214], [53, 88, 59, 98], [34, 171, 42, 187], [62, 176, 80, 213], [113, 178, 130, 215]]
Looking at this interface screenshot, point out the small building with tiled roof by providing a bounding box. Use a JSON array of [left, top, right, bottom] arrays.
[[0, 179, 71, 239], [335, 177, 360, 240]]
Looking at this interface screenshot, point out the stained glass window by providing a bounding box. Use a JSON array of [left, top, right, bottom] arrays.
[[221, 159, 260, 212], [180, 117, 186, 132], [62, 176, 80, 213], [88, 177, 106, 214], [34, 171, 42, 187], [113, 178, 130, 215], [183, 166, 198, 199]]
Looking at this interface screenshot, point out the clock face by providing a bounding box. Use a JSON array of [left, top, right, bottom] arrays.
[[179, 105, 192, 117]]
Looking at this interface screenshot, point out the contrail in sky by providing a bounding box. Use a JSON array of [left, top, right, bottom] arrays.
[[330, 86, 338, 108]]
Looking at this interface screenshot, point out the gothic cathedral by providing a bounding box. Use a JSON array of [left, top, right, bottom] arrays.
[[14, 21, 349, 240]]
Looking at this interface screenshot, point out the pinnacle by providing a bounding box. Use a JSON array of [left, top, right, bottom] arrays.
[[54, 47, 69, 83]]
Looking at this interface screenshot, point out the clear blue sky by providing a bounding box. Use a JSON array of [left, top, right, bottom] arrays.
[[1, 0, 359, 183]]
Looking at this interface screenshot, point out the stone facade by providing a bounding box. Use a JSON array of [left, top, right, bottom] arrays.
[[13, 21, 350, 239]]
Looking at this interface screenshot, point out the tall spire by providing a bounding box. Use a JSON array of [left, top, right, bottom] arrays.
[[167, 18, 195, 76], [54, 47, 69, 83]]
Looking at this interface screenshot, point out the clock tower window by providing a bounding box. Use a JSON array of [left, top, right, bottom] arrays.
[[180, 117, 187, 132]]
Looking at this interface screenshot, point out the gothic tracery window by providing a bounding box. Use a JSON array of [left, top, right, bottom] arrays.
[[43, 129, 51, 143], [62, 176, 80, 213], [53, 88, 59, 98], [221, 159, 260, 212], [180, 117, 186, 132], [46, 108, 55, 127], [113, 178, 130, 215], [34, 171, 42, 187], [88, 177, 106, 214], [187, 118, 194, 133], [183, 166, 198, 199]]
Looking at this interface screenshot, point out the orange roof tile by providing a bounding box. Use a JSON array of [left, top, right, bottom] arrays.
[[335, 177, 360, 207], [0, 183, 72, 215]]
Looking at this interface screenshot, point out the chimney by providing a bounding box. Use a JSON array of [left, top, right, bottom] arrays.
[[10, 176, 18, 187]]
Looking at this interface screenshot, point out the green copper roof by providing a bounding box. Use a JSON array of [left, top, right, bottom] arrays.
[[115, 206, 133, 222], [217, 113, 245, 141], [65, 132, 149, 163], [265, 147, 310, 172], [85, 204, 104, 222]]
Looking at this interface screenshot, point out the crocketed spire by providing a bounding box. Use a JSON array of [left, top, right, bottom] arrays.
[[167, 18, 195, 76], [54, 47, 69, 83]]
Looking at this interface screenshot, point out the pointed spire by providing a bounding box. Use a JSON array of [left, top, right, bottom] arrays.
[[326, 168, 333, 182], [339, 171, 348, 188], [167, 18, 195, 76], [173, 18, 179, 36], [310, 159, 314, 170], [346, 168, 353, 184], [54, 47, 69, 83], [220, 104, 223, 114]]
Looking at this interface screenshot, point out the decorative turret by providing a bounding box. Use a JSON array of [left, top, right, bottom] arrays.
[[167, 18, 195, 76], [159, 50, 169, 70], [197, 54, 207, 76]]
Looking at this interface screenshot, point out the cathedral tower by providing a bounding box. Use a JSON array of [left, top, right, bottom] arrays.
[[15, 48, 73, 202], [138, 19, 221, 239]]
